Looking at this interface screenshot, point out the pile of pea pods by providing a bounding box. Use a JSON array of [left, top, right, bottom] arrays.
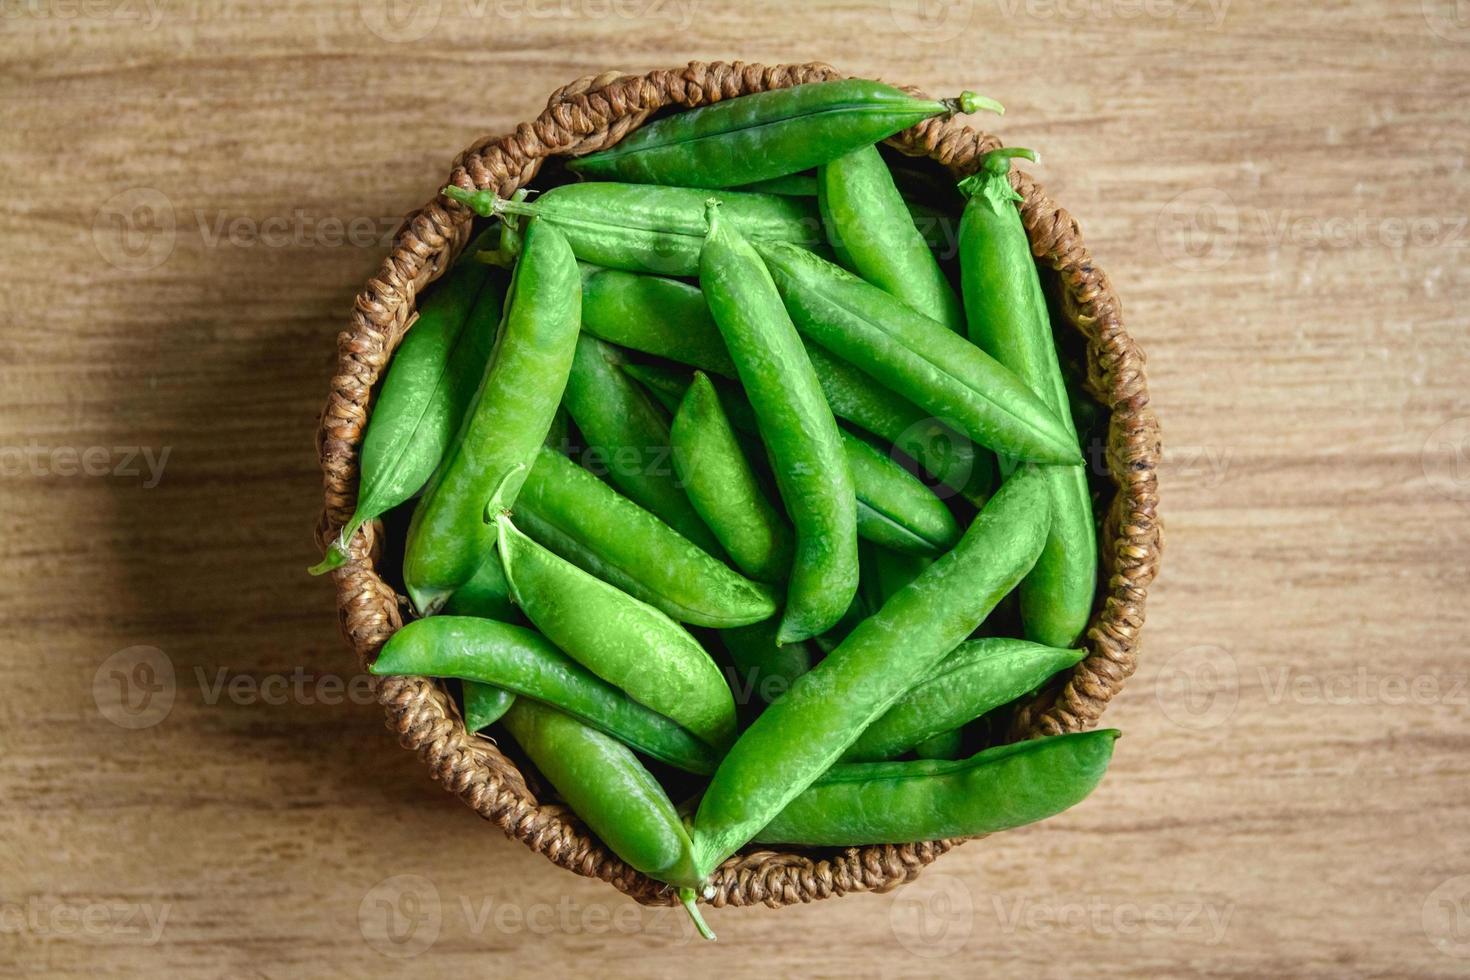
[[312, 79, 1120, 938]]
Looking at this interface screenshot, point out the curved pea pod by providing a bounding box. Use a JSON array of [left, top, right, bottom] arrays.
[[310, 239, 503, 575], [402, 219, 580, 614], [691, 466, 1053, 876], [818, 145, 964, 333], [671, 373, 793, 583], [501, 699, 704, 890], [369, 617, 718, 774], [719, 620, 813, 712], [844, 638, 1086, 761], [515, 446, 778, 628], [753, 240, 1082, 465], [563, 334, 722, 555], [580, 267, 993, 503], [446, 182, 821, 277], [845, 433, 960, 556], [959, 149, 1097, 647], [700, 202, 859, 643], [462, 683, 515, 731], [566, 79, 1001, 188], [496, 515, 737, 752], [753, 729, 1119, 846]]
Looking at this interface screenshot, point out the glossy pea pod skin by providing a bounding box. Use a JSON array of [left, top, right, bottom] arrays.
[[310, 240, 503, 575], [462, 683, 516, 731], [700, 202, 859, 643], [959, 149, 1098, 648], [691, 466, 1052, 876], [401, 219, 580, 614], [670, 373, 794, 584], [579, 267, 993, 503], [753, 729, 1119, 846], [563, 333, 722, 555], [447, 182, 821, 277], [818, 145, 965, 333], [566, 79, 1001, 189], [500, 699, 704, 891], [369, 617, 717, 774], [515, 446, 778, 628], [844, 638, 1086, 761], [754, 241, 1082, 466], [496, 515, 738, 752]]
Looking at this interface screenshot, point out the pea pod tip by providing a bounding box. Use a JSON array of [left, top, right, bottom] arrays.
[[955, 91, 1004, 116]]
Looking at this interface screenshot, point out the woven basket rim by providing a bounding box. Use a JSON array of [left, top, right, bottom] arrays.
[[314, 59, 1163, 910]]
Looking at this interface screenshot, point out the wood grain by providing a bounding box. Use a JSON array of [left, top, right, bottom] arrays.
[[2, 0, 1467, 975]]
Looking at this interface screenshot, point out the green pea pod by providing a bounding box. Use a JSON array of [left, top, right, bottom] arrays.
[[462, 683, 515, 731], [733, 172, 819, 196], [691, 466, 1051, 876], [753, 729, 1119, 846], [446, 182, 821, 277], [905, 198, 961, 258], [959, 148, 1098, 647], [629, 364, 962, 557], [566, 79, 1001, 188], [845, 433, 960, 556], [844, 638, 1086, 761], [402, 219, 580, 614], [858, 539, 931, 612], [671, 373, 793, 583], [754, 240, 1082, 465], [699, 201, 859, 643], [818, 145, 964, 333], [582, 267, 992, 503], [310, 238, 503, 575], [563, 333, 722, 555], [496, 515, 737, 752], [515, 445, 778, 628], [719, 620, 813, 711], [912, 728, 964, 760], [369, 617, 718, 774]]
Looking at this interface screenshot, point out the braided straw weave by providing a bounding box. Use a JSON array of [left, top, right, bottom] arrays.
[[315, 61, 1162, 909]]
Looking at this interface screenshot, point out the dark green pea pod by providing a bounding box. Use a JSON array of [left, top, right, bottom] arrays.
[[499, 700, 715, 938], [582, 267, 993, 503], [754, 240, 1083, 465], [370, 617, 718, 774], [700, 201, 859, 643], [563, 333, 722, 555], [462, 683, 515, 731], [959, 148, 1097, 647], [566, 79, 1001, 189], [691, 466, 1053, 876], [402, 219, 580, 614], [496, 515, 737, 752], [515, 445, 778, 628], [818, 144, 964, 333], [634, 363, 962, 559], [719, 620, 813, 711], [912, 728, 964, 760], [844, 638, 1086, 761], [446, 182, 821, 277], [753, 729, 1119, 846], [309, 235, 504, 575], [671, 373, 793, 584], [732, 172, 819, 196]]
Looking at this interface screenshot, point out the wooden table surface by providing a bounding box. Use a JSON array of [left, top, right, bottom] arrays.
[[4, 0, 1467, 975]]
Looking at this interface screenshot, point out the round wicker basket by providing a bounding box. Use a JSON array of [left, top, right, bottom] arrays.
[[315, 60, 1162, 910]]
